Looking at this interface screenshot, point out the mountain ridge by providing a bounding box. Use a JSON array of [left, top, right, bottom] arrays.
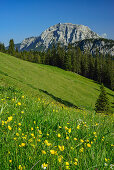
[[14, 23, 114, 55]]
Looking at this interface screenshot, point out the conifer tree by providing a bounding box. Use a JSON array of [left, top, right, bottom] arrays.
[[95, 84, 110, 113], [8, 39, 15, 55]]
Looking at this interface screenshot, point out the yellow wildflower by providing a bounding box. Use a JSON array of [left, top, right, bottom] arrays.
[[105, 158, 108, 162], [21, 143, 26, 147], [80, 139, 84, 143], [74, 162, 78, 165], [16, 133, 19, 136], [18, 128, 21, 131], [77, 125, 80, 129], [59, 126, 62, 128], [65, 126, 68, 130], [66, 136, 69, 140], [41, 163, 48, 169], [7, 116, 13, 122], [31, 127, 33, 131], [18, 123, 21, 126], [17, 102, 21, 106], [18, 165, 23, 170], [58, 145, 64, 151], [68, 128, 71, 133], [66, 162, 69, 166], [14, 137, 17, 140], [21, 111, 24, 114], [80, 147, 84, 152], [8, 125, 12, 130], [42, 150, 46, 154], [93, 132, 96, 135], [87, 143, 91, 147], [31, 133, 34, 137], [74, 138, 77, 141], [58, 133, 61, 137], [9, 160, 12, 163], [58, 155, 63, 163], [74, 158, 78, 162], [39, 130, 42, 134], [22, 96, 24, 99], [50, 150, 57, 155]]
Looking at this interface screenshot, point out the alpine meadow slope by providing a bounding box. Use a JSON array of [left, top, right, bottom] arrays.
[[0, 52, 113, 111]]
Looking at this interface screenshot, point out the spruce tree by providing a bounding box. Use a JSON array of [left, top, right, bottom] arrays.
[[95, 84, 110, 113], [8, 39, 15, 56]]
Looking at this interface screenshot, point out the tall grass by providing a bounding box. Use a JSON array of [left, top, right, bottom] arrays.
[[0, 86, 113, 169]]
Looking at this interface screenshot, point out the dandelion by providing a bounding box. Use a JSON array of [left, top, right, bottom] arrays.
[[9, 160, 12, 163], [21, 111, 24, 114], [22, 96, 24, 99], [59, 126, 62, 128], [18, 123, 21, 126], [42, 150, 46, 154], [41, 163, 48, 169], [87, 143, 91, 147], [58, 133, 61, 137], [8, 125, 12, 130]]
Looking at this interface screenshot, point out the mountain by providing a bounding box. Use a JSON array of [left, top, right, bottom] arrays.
[[14, 23, 114, 55], [16, 23, 100, 51], [74, 38, 114, 56]]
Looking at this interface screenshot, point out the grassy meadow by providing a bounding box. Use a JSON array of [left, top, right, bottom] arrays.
[[0, 52, 114, 169], [0, 52, 113, 111]]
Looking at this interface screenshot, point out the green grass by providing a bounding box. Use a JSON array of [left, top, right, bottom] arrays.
[[0, 86, 113, 170], [0, 52, 113, 111]]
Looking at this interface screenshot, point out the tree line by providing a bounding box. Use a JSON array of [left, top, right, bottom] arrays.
[[0, 39, 114, 90]]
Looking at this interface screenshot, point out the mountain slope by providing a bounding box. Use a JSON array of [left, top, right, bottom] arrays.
[[16, 23, 100, 51], [0, 52, 113, 110], [74, 38, 114, 56]]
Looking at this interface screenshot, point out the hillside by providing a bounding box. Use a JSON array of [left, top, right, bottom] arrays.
[[0, 52, 113, 111]]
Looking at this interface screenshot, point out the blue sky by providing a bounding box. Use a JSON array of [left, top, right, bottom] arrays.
[[0, 0, 114, 46]]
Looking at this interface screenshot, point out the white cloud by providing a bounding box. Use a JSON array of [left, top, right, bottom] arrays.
[[101, 33, 107, 38]]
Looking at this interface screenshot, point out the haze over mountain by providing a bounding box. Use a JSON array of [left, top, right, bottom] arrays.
[[15, 23, 114, 55]]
